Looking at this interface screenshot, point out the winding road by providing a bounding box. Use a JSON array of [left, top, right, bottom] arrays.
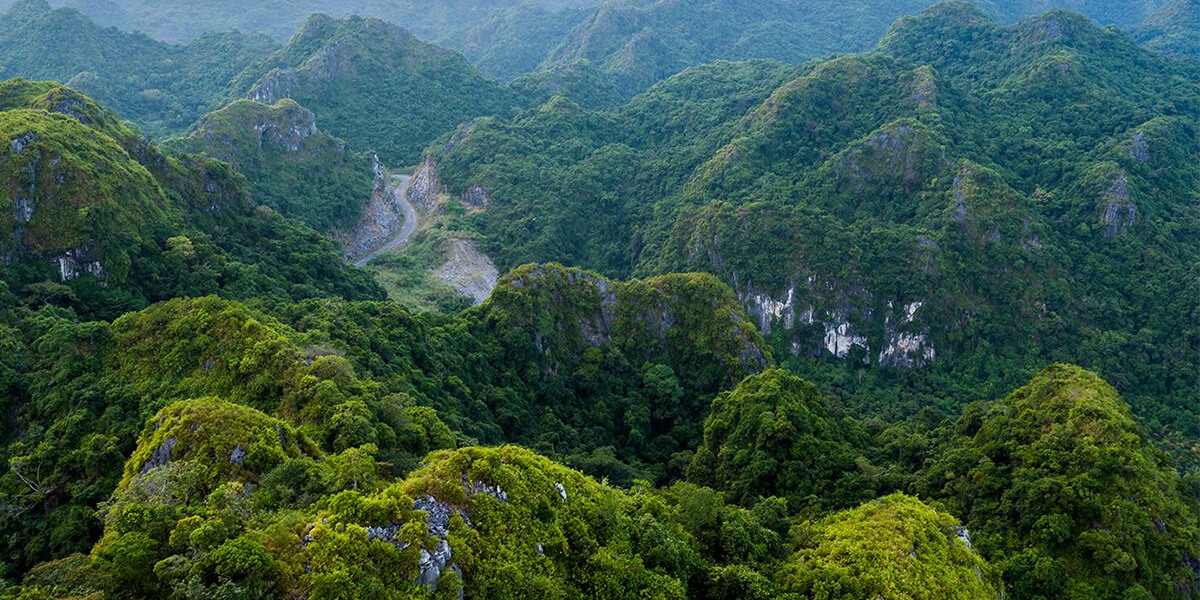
[[354, 174, 415, 267]]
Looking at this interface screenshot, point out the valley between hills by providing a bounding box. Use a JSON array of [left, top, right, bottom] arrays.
[[0, 0, 1199, 598]]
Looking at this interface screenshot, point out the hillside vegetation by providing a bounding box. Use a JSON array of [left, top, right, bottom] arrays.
[[413, 5, 1200, 449], [0, 2, 1198, 599]]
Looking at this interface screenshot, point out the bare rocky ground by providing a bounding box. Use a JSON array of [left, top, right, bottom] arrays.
[[434, 238, 500, 305]]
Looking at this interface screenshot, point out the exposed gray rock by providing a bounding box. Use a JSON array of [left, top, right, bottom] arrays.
[[407, 157, 446, 214], [418, 539, 453, 588], [339, 157, 401, 261], [365, 524, 400, 543], [10, 132, 37, 154], [434, 239, 499, 306], [230, 444, 246, 466], [57, 248, 105, 284], [444, 119, 480, 153], [405, 494, 471, 596], [840, 123, 929, 190], [878, 301, 935, 369], [824, 309, 869, 361], [911, 67, 938, 109], [413, 494, 469, 538], [950, 167, 970, 223], [1101, 174, 1137, 238], [141, 436, 177, 474], [13, 191, 34, 224], [461, 184, 492, 209], [1126, 131, 1150, 165], [955, 526, 974, 551], [48, 92, 92, 124], [463, 476, 508, 503], [247, 68, 300, 105]]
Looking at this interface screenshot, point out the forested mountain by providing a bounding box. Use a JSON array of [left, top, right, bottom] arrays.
[[0, 80, 382, 321], [414, 4, 1200, 449], [1138, 0, 1200, 57], [227, 13, 527, 166], [0, 0, 608, 44], [166, 99, 372, 233], [0, 0, 278, 137], [1, 1, 1200, 599], [1, 0, 1182, 101]]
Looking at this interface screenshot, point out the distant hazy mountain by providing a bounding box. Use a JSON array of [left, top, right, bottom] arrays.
[[0, 0, 277, 137], [1137, 0, 1200, 57]]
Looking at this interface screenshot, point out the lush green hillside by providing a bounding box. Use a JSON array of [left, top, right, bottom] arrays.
[[688, 369, 872, 515], [0, 79, 382, 319], [918, 365, 1200, 599], [782, 493, 1004, 599], [410, 5, 1200, 450], [1138, 0, 1200, 57], [167, 99, 372, 232], [228, 13, 527, 165], [0, 0, 278, 137], [0, 261, 771, 581]]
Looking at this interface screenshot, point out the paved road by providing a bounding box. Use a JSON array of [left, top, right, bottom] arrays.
[[354, 174, 415, 267]]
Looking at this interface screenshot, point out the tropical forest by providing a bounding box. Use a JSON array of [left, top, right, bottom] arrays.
[[0, 0, 1198, 598]]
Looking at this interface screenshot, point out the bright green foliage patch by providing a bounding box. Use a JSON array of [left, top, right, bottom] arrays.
[[782, 493, 1004, 600], [688, 370, 873, 514], [919, 365, 1200, 600], [119, 398, 317, 495]]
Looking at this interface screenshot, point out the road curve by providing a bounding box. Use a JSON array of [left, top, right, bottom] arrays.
[[354, 174, 415, 267]]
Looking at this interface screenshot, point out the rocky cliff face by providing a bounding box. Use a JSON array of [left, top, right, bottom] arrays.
[[488, 264, 771, 385], [407, 156, 447, 214], [338, 157, 401, 261], [192, 99, 322, 160], [1100, 173, 1137, 238], [740, 278, 935, 369]]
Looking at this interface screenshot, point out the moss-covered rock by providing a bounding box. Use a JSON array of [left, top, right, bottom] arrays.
[[119, 398, 318, 494], [0, 106, 174, 282], [296, 445, 693, 599]]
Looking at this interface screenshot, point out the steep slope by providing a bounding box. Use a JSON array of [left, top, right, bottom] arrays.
[[168, 98, 372, 232], [919, 365, 1200, 599], [0, 79, 383, 318], [1138, 0, 1200, 57], [232, 14, 526, 165], [416, 6, 1200, 435], [0, 0, 278, 137], [0, 102, 173, 281]]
